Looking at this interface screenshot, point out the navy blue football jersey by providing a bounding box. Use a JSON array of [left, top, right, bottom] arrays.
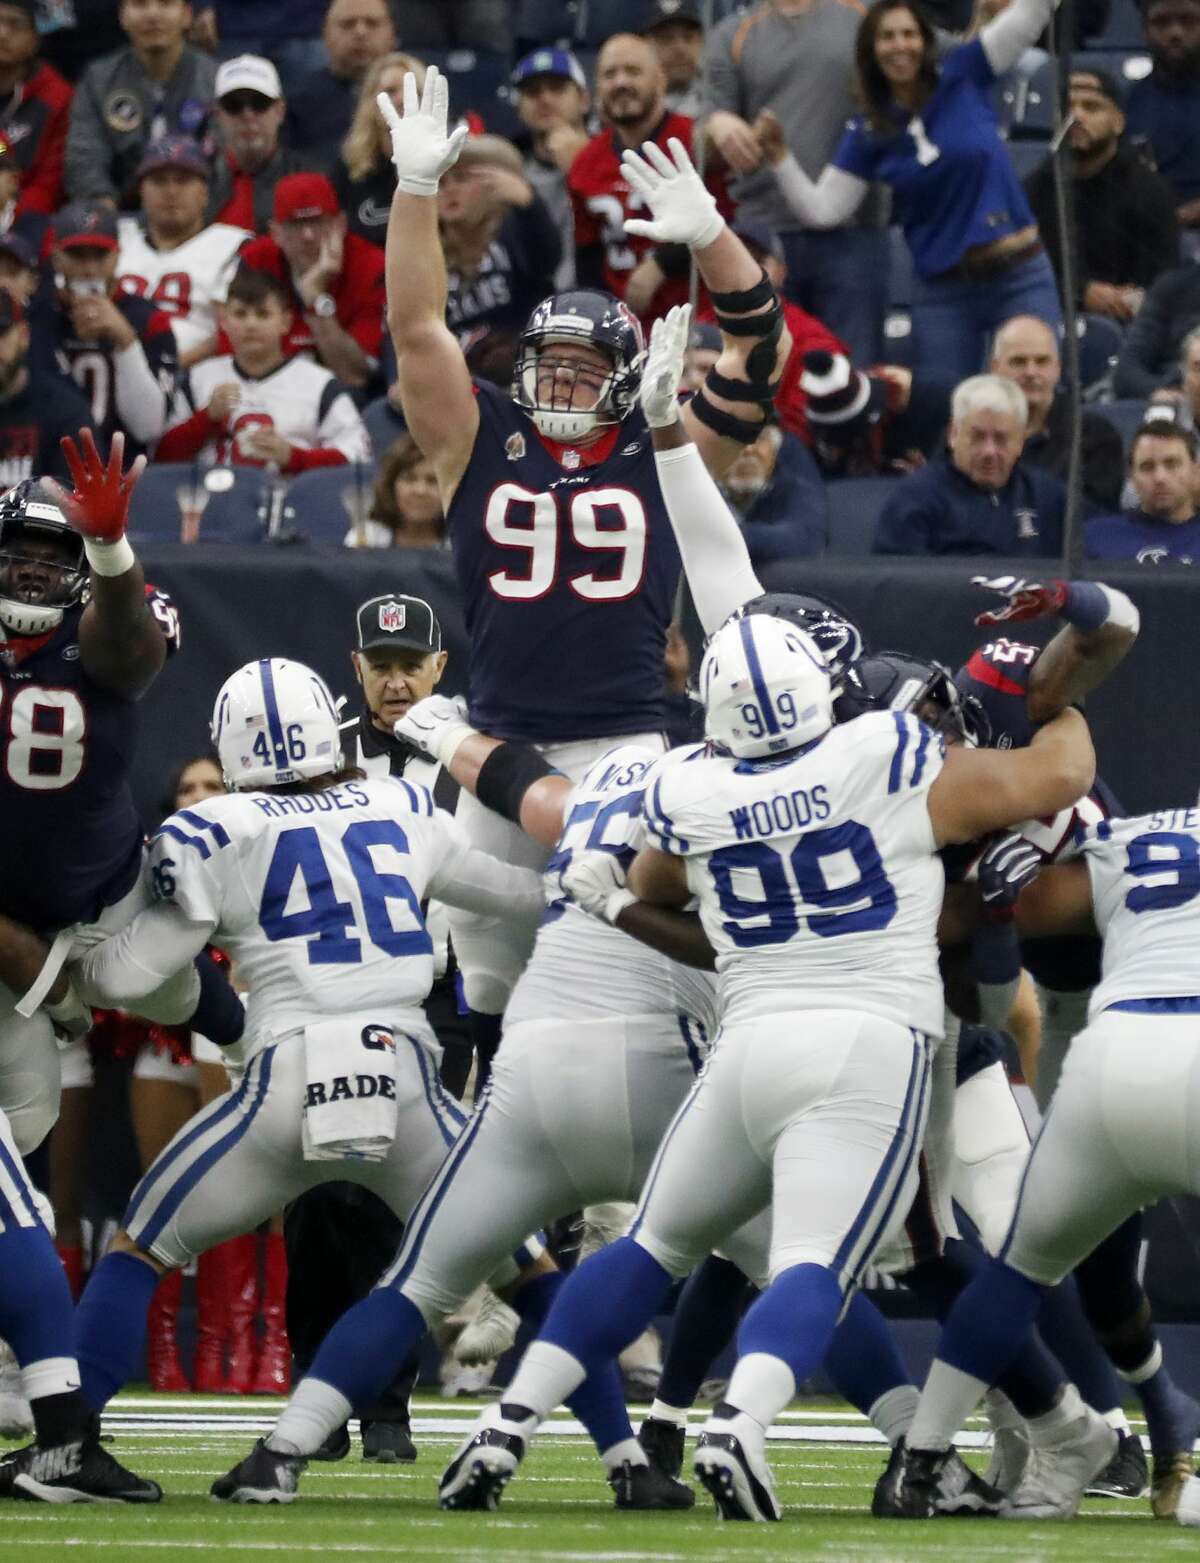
[[0, 605, 146, 929], [956, 636, 1122, 993], [446, 382, 681, 743]]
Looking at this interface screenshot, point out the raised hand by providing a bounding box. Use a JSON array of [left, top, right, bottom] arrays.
[[977, 832, 1044, 913], [56, 429, 144, 543], [972, 574, 1067, 627], [377, 67, 469, 196], [640, 303, 691, 429], [621, 137, 725, 249], [393, 693, 472, 763]]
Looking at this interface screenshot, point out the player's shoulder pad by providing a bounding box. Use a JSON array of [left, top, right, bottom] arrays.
[[642, 741, 718, 854], [152, 793, 254, 862], [836, 707, 944, 790], [1085, 809, 1200, 853], [960, 637, 1038, 695], [364, 772, 437, 818]]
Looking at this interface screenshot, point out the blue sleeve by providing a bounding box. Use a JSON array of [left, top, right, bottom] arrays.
[[945, 37, 997, 88], [832, 118, 878, 181], [871, 476, 934, 554]]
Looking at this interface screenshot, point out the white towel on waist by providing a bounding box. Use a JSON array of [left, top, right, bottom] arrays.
[[300, 1015, 400, 1163]]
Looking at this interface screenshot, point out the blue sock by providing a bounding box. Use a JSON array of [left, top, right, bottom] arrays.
[[937, 1258, 1045, 1389], [658, 1255, 753, 1409], [736, 1263, 843, 1387], [74, 1252, 161, 1410], [307, 1289, 426, 1411], [824, 1289, 912, 1415], [1037, 1277, 1123, 1415], [0, 1225, 77, 1369], [188, 952, 245, 1046], [539, 1237, 672, 1375]]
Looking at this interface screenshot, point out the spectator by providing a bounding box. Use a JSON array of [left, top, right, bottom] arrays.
[[990, 314, 1124, 513], [873, 372, 1065, 554], [156, 262, 371, 472], [237, 171, 385, 389], [511, 47, 590, 291], [38, 0, 126, 87], [1025, 70, 1180, 321], [65, 0, 216, 206], [190, 1, 328, 98], [345, 434, 446, 548], [682, 317, 721, 389], [700, 0, 889, 365], [1152, 321, 1200, 426], [570, 32, 724, 324], [1112, 253, 1200, 396], [1085, 419, 1200, 561], [717, 419, 829, 560], [117, 134, 250, 365], [208, 54, 309, 235], [1125, 0, 1200, 243], [288, 0, 396, 163], [385, 0, 508, 53], [439, 134, 561, 350], [47, 198, 177, 448], [0, 228, 38, 308], [0, 0, 73, 221], [643, 0, 705, 117], [0, 289, 91, 488], [802, 348, 950, 476], [335, 51, 427, 249], [758, 0, 1063, 384]]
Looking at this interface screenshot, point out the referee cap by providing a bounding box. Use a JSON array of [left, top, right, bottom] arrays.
[[355, 593, 442, 655]]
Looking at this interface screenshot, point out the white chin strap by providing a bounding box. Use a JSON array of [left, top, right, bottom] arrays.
[[531, 407, 607, 441], [0, 596, 64, 635]]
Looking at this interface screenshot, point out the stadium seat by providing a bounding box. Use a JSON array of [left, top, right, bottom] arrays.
[[128, 464, 269, 545], [1007, 140, 1048, 181], [421, 48, 522, 139], [1096, 0, 1145, 49], [578, 0, 652, 47], [363, 396, 407, 461], [887, 227, 913, 309], [283, 464, 378, 546], [515, 0, 582, 48], [1014, 60, 1059, 138], [991, 71, 1028, 137], [824, 476, 902, 556], [1075, 312, 1124, 393], [1103, 397, 1150, 452]]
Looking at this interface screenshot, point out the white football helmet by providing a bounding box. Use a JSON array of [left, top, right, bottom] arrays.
[[700, 615, 832, 759], [211, 657, 342, 791]]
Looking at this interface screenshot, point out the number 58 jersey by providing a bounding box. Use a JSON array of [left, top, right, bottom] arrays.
[[644, 711, 947, 1036]]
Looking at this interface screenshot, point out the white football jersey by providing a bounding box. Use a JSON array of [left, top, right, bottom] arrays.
[[116, 220, 250, 356], [148, 776, 487, 1056], [505, 743, 718, 1037], [645, 711, 947, 1035], [171, 354, 372, 468], [1083, 810, 1200, 1017]]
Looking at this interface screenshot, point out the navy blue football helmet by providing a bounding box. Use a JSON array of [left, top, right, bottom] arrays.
[[0, 479, 87, 636], [838, 650, 992, 746], [513, 290, 646, 441], [734, 591, 866, 692]]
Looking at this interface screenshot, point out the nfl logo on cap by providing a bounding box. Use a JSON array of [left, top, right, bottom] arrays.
[[379, 601, 406, 632]]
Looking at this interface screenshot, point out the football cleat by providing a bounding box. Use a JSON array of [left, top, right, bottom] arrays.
[[638, 1414, 686, 1479], [0, 1342, 32, 1439], [1, 1438, 161, 1504], [453, 1289, 520, 1367], [210, 1438, 306, 1503], [438, 1403, 531, 1511], [1175, 1472, 1200, 1526], [1002, 1408, 1116, 1520], [608, 1458, 694, 1509], [309, 1423, 350, 1462], [692, 1401, 781, 1522], [872, 1439, 1004, 1519], [1153, 1452, 1197, 1520], [361, 1419, 417, 1464], [1085, 1429, 1148, 1499], [982, 1391, 1031, 1495], [1146, 1384, 1200, 1519]]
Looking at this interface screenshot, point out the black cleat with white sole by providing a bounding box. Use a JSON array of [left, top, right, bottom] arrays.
[[609, 1458, 695, 1509], [693, 1402, 781, 1522], [873, 1440, 1003, 1519], [439, 1423, 526, 1511], [210, 1438, 306, 1503], [638, 1415, 686, 1479], [0, 1438, 161, 1504], [1086, 1430, 1148, 1499]]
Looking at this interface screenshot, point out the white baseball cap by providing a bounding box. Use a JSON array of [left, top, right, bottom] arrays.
[[215, 54, 283, 103]]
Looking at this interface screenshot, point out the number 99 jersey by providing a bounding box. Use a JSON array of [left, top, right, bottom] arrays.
[[1082, 810, 1200, 1019], [447, 382, 681, 744], [643, 710, 947, 1036]]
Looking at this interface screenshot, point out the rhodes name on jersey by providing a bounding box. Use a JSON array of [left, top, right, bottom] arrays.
[[507, 742, 717, 1040], [644, 710, 947, 1036], [447, 380, 681, 744]]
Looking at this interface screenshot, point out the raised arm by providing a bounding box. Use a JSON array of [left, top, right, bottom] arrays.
[[377, 71, 479, 504], [980, 0, 1058, 75]]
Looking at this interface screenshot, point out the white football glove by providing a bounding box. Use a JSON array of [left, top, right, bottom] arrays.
[[377, 67, 469, 197], [557, 849, 637, 925], [393, 694, 473, 764], [640, 303, 690, 429], [621, 137, 725, 249]]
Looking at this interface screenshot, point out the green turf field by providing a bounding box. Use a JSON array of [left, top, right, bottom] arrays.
[[0, 1394, 1189, 1562]]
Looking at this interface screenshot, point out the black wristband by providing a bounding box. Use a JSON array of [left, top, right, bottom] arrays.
[[476, 741, 559, 824], [689, 387, 764, 444], [706, 364, 776, 411], [709, 268, 775, 314]]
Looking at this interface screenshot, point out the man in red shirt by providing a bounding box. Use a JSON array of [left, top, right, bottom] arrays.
[[0, 0, 71, 220], [235, 172, 385, 390], [568, 31, 726, 325]]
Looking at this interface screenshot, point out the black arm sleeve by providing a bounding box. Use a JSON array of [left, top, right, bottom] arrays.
[[475, 741, 560, 825]]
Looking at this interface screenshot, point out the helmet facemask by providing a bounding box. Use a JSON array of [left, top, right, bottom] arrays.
[[513, 291, 646, 441], [516, 337, 620, 440], [0, 517, 87, 636]]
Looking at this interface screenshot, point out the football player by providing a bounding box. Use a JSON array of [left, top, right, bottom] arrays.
[[376, 68, 793, 1086]]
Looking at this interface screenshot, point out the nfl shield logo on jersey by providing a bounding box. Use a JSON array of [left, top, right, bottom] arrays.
[[361, 1024, 396, 1053], [378, 601, 406, 633]]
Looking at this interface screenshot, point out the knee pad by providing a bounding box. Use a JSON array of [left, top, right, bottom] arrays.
[[0, 1009, 61, 1153]]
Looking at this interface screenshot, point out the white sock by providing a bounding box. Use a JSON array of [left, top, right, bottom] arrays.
[[1027, 1382, 1085, 1448], [723, 1352, 795, 1432], [1120, 1343, 1163, 1385], [648, 1398, 689, 1428], [1103, 1407, 1133, 1436], [871, 1385, 919, 1446], [504, 1341, 586, 1423], [22, 1357, 79, 1401], [907, 1361, 989, 1453], [601, 1436, 648, 1473], [269, 1377, 353, 1456]]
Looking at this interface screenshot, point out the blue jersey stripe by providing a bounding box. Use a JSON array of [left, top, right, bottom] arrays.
[[738, 617, 780, 735], [381, 1095, 493, 1291], [124, 1066, 253, 1226], [175, 809, 231, 847], [909, 724, 932, 789], [156, 823, 212, 860], [0, 1134, 43, 1228], [648, 776, 689, 854], [258, 659, 289, 768], [888, 712, 909, 794]]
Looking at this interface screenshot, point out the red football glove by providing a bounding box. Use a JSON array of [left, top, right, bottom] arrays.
[[972, 574, 1068, 627], [58, 429, 146, 544]]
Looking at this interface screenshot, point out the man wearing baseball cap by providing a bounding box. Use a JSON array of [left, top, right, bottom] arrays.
[[0, 287, 90, 488], [234, 170, 385, 388], [65, 0, 217, 207], [118, 135, 252, 364], [512, 47, 591, 290], [642, 0, 704, 116], [209, 54, 310, 235]]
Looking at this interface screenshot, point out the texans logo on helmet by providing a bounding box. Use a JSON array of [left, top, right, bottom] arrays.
[[361, 1024, 396, 1052]]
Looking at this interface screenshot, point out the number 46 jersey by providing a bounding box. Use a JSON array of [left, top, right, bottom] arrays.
[[148, 775, 542, 1055], [644, 710, 948, 1037]]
